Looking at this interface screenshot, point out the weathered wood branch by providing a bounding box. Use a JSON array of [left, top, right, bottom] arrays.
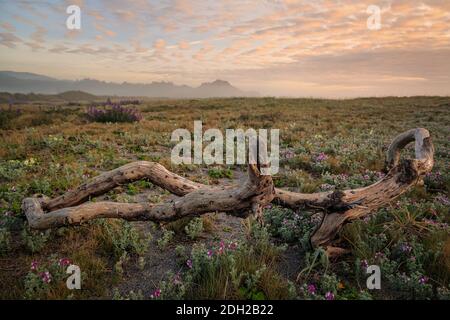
[[275, 128, 434, 248], [42, 161, 203, 212], [22, 128, 434, 253], [23, 164, 275, 229]]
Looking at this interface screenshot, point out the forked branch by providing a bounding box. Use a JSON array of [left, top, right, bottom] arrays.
[[23, 163, 275, 229], [22, 128, 434, 252], [275, 128, 434, 248]]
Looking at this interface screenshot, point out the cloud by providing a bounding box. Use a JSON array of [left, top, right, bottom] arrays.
[[227, 48, 450, 96], [173, 0, 194, 17], [131, 40, 149, 53], [0, 32, 22, 48], [24, 41, 45, 51], [94, 23, 117, 38], [178, 40, 190, 50], [88, 10, 105, 21], [12, 15, 35, 27], [65, 43, 116, 55], [193, 42, 214, 61], [31, 26, 47, 43], [1, 0, 449, 96], [154, 39, 166, 51], [113, 9, 135, 22], [0, 22, 16, 32], [49, 45, 69, 54], [19, 2, 48, 19]]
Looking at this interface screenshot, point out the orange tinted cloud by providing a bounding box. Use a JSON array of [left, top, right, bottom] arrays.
[[1, 0, 449, 96]]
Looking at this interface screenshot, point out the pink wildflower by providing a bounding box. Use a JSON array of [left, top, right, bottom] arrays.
[[325, 291, 335, 300], [58, 258, 71, 267], [419, 276, 428, 285], [31, 261, 38, 271], [307, 284, 316, 295], [315, 152, 328, 162], [40, 271, 52, 284], [150, 289, 161, 298]]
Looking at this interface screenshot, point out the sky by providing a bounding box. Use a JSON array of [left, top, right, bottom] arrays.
[[0, 0, 449, 97]]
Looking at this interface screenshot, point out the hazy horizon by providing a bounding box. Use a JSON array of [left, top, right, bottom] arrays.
[[1, 0, 450, 98]]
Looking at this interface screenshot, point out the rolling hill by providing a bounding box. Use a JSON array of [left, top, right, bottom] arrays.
[[0, 71, 257, 98]]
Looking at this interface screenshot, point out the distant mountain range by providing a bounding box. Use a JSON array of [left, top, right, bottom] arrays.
[[0, 71, 258, 98], [0, 90, 99, 103]]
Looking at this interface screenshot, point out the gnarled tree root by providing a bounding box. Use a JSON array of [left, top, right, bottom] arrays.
[[22, 128, 434, 253]]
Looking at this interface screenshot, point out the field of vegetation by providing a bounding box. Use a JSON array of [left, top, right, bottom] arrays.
[[0, 96, 449, 300]]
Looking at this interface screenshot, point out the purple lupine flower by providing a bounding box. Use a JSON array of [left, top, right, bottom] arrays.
[[207, 250, 213, 258], [375, 252, 385, 260], [435, 195, 450, 206], [87, 103, 142, 123], [419, 276, 428, 284], [325, 292, 335, 300], [31, 261, 38, 271], [307, 284, 316, 295], [59, 258, 71, 267], [400, 243, 412, 253], [376, 172, 386, 179], [150, 288, 161, 298], [360, 259, 369, 269], [218, 240, 225, 254], [423, 219, 438, 226], [173, 273, 182, 285], [320, 183, 335, 191], [315, 152, 328, 162], [40, 271, 52, 283], [186, 259, 193, 269], [282, 149, 295, 159]]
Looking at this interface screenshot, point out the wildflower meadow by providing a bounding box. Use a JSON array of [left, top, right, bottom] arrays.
[[0, 96, 449, 300]]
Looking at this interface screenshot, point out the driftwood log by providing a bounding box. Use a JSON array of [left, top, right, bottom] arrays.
[[22, 128, 434, 253]]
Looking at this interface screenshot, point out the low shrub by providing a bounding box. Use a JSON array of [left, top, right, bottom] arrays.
[[21, 227, 51, 253], [87, 104, 142, 123], [0, 108, 22, 129], [96, 220, 149, 259], [207, 167, 233, 179], [184, 217, 203, 240], [24, 255, 72, 299], [157, 229, 175, 250], [155, 222, 294, 300], [264, 205, 321, 249]]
